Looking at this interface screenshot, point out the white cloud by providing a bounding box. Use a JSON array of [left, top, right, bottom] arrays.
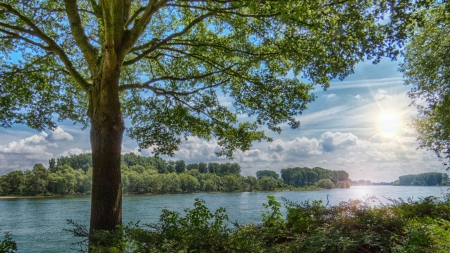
[[333, 157, 357, 165], [0, 132, 55, 154], [0, 132, 55, 172], [161, 131, 442, 182], [326, 94, 337, 100], [50, 127, 74, 141], [122, 145, 141, 155], [284, 137, 323, 158], [374, 89, 392, 100], [320, 132, 359, 152], [58, 148, 90, 157], [170, 137, 224, 163]]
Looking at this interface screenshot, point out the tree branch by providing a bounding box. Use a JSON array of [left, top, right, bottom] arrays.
[[0, 53, 71, 80], [165, 40, 280, 56], [120, 80, 228, 96], [124, 11, 214, 66], [166, 4, 281, 18], [119, 66, 234, 92], [88, 0, 102, 18], [0, 28, 50, 50], [169, 86, 231, 127], [0, 2, 90, 92], [120, 0, 168, 58], [152, 46, 227, 69], [63, 0, 98, 73], [165, 4, 237, 12], [0, 21, 36, 35], [124, 7, 145, 28]]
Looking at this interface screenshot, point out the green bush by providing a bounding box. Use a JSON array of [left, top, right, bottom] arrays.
[[336, 180, 350, 188], [121, 198, 231, 252], [315, 178, 335, 189], [0, 233, 17, 253], [69, 195, 450, 253]]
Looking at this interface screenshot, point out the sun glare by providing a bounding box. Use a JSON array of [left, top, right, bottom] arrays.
[[378, 112, 402, 136]]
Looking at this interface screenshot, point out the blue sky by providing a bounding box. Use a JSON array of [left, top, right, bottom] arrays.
[[0, 58, 446, 182]]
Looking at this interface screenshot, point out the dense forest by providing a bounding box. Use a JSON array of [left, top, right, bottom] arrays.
[[281, 167, 350, 189], [0, 153, 350, 196], [394, 172, 449, 186]]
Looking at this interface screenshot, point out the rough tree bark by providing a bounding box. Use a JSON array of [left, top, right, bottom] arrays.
[[88, 60, 124, 245]]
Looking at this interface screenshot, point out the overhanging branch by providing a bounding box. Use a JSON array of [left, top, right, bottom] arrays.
[[63, 0, 98, 73], [120, 81, 226, 96], [0, 28, 50, 51], [0, 2, 90, 91], [125, 12, 215, 66], [120, 0, 168, 58], [119, 66, 234, 92]]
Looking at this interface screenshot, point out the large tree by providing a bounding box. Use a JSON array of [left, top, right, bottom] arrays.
[[0, 0, 416, 247], [401, 3, 450, 169]]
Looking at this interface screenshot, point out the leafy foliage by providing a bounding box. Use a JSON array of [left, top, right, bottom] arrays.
[[401, 3, 450, 168], [0, 0, 425, 156], [281, 167, 349, 188], [256, 170, 280, 180], [315, 178, 335, 189], [397, 172, 449, 186], [0, 232, 17, 253], [0, 153, 351, 196], [68, 195, 450, 253]]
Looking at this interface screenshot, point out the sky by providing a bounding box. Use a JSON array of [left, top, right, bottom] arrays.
[[0, 58, 447, 182]]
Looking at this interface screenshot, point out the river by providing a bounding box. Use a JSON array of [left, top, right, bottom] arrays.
[[0, 186, 448, 252]]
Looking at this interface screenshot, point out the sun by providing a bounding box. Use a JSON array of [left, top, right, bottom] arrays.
[[378, 112, 402, 136]]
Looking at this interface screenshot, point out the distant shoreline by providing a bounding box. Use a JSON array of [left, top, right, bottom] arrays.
[[1, 185, 446, 200], [0, 194, 88, 199], [0, 188, 319, 199]]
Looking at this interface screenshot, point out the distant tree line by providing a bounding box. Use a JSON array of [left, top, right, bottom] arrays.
[[350, 180, 372, 186], [281, 167, 350, 189], [394, 172, 449, 186], [0, 153, 246, 195], [0, 153, 351, 196]]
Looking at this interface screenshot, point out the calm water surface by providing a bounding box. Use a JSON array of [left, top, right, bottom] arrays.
[[0, 186, 448, 252]]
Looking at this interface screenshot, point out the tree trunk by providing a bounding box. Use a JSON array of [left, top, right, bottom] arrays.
[[88, 64, 125, 248]]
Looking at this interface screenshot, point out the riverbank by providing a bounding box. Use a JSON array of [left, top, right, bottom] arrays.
[[0, 195, 58, 199], [0, 194, 88, 199], [0, 186, 328, 199]]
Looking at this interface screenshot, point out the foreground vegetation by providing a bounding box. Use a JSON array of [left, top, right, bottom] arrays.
[[61, 195, 450, 253], [0, 233, 16, 253]]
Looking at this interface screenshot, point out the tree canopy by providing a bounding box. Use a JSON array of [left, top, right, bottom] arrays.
[[397, 172, 449, 186], [401, 3, 450, 168], [256, 170, 279, 180], [1, 0, 411, 156]]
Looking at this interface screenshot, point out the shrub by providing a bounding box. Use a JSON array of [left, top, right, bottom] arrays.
[[315, 178, 335, 189], [68, 195, 450, 253], [122, 198, 231, 252], [0, 233, 17, 253], [336, 181, 350, 188]]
